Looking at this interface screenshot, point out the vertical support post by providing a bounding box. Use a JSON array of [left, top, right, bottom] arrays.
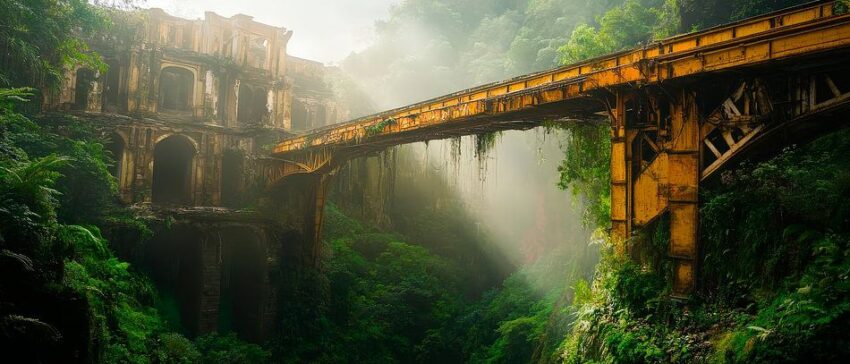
[[198, 229, 222, 334], [611, 91, 630, 251], [667, 89, 700, 297]]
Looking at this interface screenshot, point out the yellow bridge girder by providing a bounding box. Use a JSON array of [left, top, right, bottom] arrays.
[[271, 1, 850, 297]]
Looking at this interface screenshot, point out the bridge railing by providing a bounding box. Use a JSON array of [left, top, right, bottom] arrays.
[[275, 0, 846, 155]]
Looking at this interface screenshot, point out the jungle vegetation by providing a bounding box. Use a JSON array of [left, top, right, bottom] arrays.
[[2, 0, 845, 363]]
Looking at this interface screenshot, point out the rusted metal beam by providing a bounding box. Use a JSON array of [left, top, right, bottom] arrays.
[[274, 0, 850, 157]]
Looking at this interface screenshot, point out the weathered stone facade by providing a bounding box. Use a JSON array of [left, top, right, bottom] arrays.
[[43, 8, 345, 207], [45, 8, 348, 341]]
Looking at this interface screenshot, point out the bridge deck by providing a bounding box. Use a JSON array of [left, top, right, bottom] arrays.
[[274, 0, 850, 156]]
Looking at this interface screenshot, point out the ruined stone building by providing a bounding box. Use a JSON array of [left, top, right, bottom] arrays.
[[45, 8, 346, 207], [40, 8, 348, 341]]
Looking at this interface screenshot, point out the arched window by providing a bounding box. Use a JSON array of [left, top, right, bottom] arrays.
[[159, 67, 194, 112], [152, 135, 196, 205], [73, 68, 95, 111]]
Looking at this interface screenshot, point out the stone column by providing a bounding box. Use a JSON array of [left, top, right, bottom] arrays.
[[197, 228, 222, 334]]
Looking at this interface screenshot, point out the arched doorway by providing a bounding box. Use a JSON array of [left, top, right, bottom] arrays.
[[73, 68, 95, 111], [159, 67, 194, 112], [152, 135, 196, 205]]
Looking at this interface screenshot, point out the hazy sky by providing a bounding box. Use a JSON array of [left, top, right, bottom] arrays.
[[143, 0, 398, 63]]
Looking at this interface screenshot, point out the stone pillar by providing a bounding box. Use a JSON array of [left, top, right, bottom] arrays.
[[198, 228, 222, 334]]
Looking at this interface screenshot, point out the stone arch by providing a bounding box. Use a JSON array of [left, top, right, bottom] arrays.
[[152, 135, 197, 205], [159, 66, 195, 112], [73, 68, 96, 111]]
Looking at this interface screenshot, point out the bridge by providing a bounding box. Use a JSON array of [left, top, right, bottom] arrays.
[[267, 0, 850, 297]]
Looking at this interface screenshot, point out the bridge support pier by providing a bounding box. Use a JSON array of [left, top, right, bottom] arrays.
[[611, 88, 700, 297], [610, 93, 630, 249], [667, 90, 699, 297]]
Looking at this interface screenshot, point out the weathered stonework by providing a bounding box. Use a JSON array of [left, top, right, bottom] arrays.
[[138, 207, 283, 341], [44, 8, 349, 342], [42, 8, 348, 208]]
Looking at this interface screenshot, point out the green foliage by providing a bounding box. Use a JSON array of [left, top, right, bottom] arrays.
[[561, 129, 850, 363], [558, 0, 679, 64], [0, 89, 210, 362], [153, 333, 202, 364], [275, 203, 595, 364], [364, 118, 398, 136], [679, 0, 810, 30], [697, 130, 850, 363], [195, 333, 271, 363], [274, 205, 465, 363], [0, 0, 109, 88]]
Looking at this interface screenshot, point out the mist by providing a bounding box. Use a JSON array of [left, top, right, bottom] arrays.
[[327, 0, 616, 278]]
